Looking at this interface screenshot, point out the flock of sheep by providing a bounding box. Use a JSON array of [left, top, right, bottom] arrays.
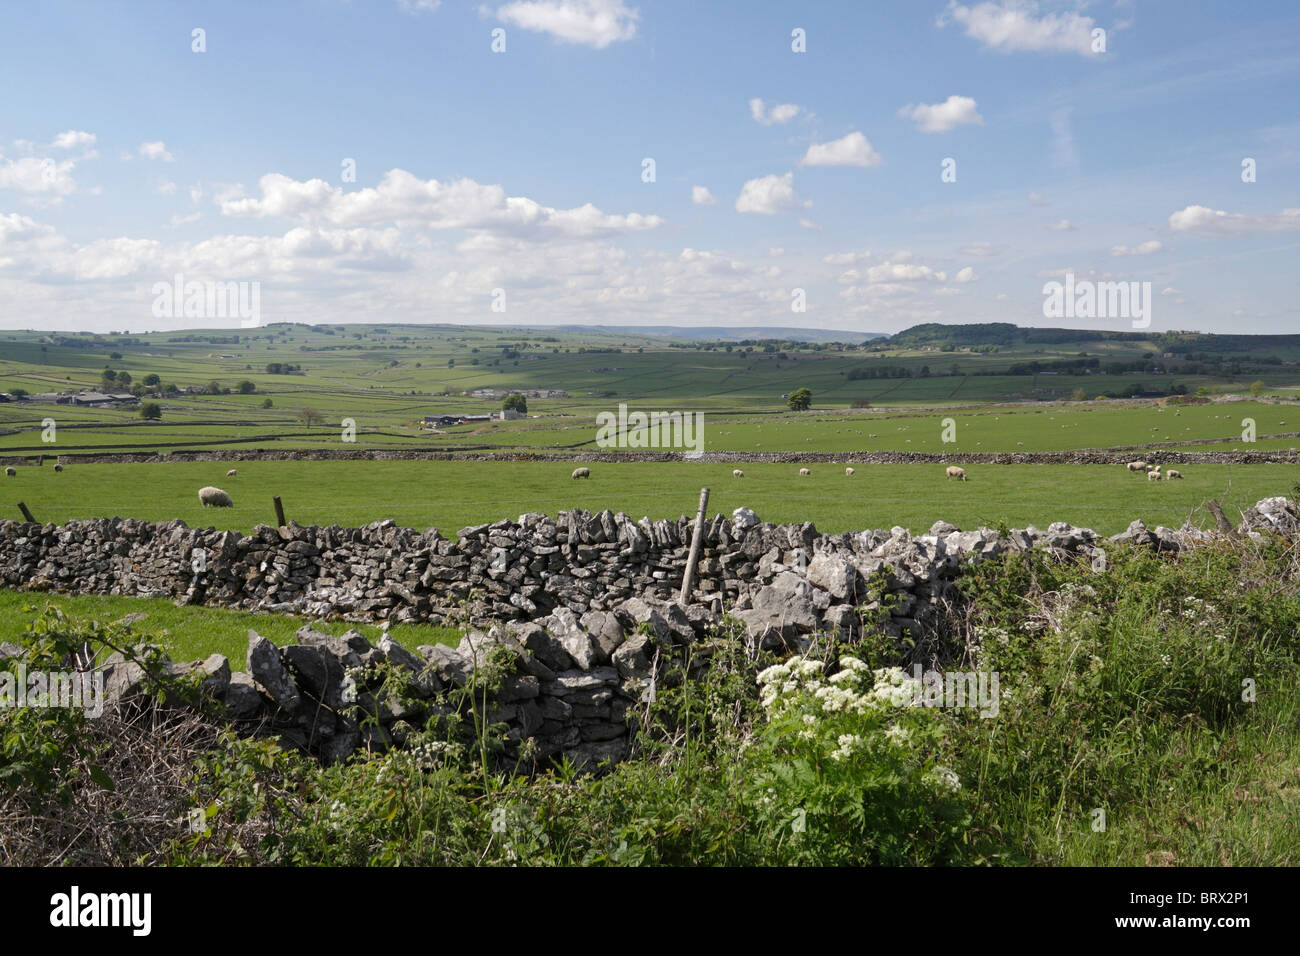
[[1126, 459, 1184, 480], [569, 464, 970, 481]]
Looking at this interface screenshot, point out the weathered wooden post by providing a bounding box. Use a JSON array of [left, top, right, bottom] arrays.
[[679, 487, 710, 604], [273, 495, 287, 528], [17, 502, 36, 523]]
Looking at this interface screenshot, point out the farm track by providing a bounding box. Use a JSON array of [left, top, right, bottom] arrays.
[[11, 446, 1298, 466]]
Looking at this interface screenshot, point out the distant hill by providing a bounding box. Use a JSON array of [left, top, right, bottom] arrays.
[[888, 322, 1300, 355], [542, 325, 883, 344]]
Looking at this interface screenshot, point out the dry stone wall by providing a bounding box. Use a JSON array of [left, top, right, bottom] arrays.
[[2, 496, 1296, 766]]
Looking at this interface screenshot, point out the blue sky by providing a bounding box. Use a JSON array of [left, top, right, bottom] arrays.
[[1, 0, 1298, 334]]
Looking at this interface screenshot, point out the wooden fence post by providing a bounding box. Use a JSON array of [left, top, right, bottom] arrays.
[[273, 495, 287, 528], [679, 487, 710, 604]]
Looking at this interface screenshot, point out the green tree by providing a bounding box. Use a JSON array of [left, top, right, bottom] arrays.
[[237, 380, 256, 394], [207, 380, 222, 395], [1071, 388, 1087, 402], [503, 393, 528, 414], [1250, 380, 1265, 397], [1196, 385, 1209, 397], [261, 397, 273, 408], [787, 387, 812, 411], [139, 402, 162, 420], [297, 407, 324, 427], [115, 371, 132, 386], [142, 373, 161, 387]]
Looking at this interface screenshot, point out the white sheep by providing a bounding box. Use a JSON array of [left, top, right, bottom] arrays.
[[845, 467, 855, 476], [1126, 460, 1148, 472], [53, 463, 63, 472], [733, 468, 744, 478], [1164, 469, 1183, 480], [198, 486, 233, 507], [799, 468, 811, 477], [946, 466, 967, 481], [226, 468, 238, 477], [1147, 467, 1162, 481], [571, 467, 590, 480], [3, 467, 14, 477]]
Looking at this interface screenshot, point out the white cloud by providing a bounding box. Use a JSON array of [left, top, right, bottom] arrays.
[[865, 262, 946, 282], [156, 181, 178, 196], [494, 0, 638, 49], [824, 249, 871, 266], [940, 0, 1103, 57], [189, 183, 205, 205], [748, 98, 802, 126], [396, 0, 441, 13], [691, 185, 717, 205], [798, 218, 820, 231], [960, 242, 1002, 256], [138, 141, 175, 162], [1029, 192, 1049, 207], [168, 211, 201, 227], [1109, 240, 1163, 256], [51, 130, 97, 152], [1168, 204, 1300, 236], [220, 168, 663, 238], [799, 132, 882, 168], [0, 156, 78, 197], [734, 172, 803, 215], [1161, 287, 1181, 296], [955, 266, 979, 282], [1047, 219, 1075, 231], [898, 95, 983, 133]]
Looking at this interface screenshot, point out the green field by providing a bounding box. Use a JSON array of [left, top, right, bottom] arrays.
[[3, 323, 1299, 458], [0, 590, 460, 664], [4, 458, 1295, 537]]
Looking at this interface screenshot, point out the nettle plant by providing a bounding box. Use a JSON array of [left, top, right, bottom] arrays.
[[748, 655, 968, 864]]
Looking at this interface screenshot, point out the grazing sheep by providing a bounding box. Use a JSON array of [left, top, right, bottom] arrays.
[[571, 467, 590, 480], [1164, 469, 1183, 480], [799, 468, 811, 477], [946, 466, 967, 481], [732, 469, 744, 478], [53, 463, 63, 472], [1147, 467, 1162, 481], [226, 468, 238, 477], [198, 486, 233, 508], [1126, 460, 1148, 472], [3, 467, 14, 477], [845, 467, 855, 476]]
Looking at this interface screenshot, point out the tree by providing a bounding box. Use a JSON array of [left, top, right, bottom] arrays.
[[139, 402, 162, 420], [1071, 388, 1087, 402], [9, 388, 28, 399], [787, 387, 812, 411], [1196, 385, 1209, 397], [115, 371, 132, 386], [110, 351, 123, 360], [237, 380, 256, 394], [207, 380, 222, 395], [298, 407, 324, 427], [261, 397, 273, 408], [1250, 380, 1265, 397], [101, 368, 116, 384], [142, 373, 161, 387], [503, 393, 528, 414]]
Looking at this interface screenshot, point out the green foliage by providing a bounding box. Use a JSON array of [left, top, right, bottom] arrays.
[[502, 392, 527, 414], [139, 402, 162, 420], [787, 387, 811, 411]]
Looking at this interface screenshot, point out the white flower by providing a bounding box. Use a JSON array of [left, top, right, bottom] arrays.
[[757, 663, 791, 685], [884, 724, 911, 746], [802, 714, 817, 725], [831, 733, 863, 761], [926, 765, 961, 793]]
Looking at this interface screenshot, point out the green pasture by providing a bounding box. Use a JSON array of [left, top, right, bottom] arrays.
[[3, 458, 1294, 537], [0, 589, 461, 664]]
